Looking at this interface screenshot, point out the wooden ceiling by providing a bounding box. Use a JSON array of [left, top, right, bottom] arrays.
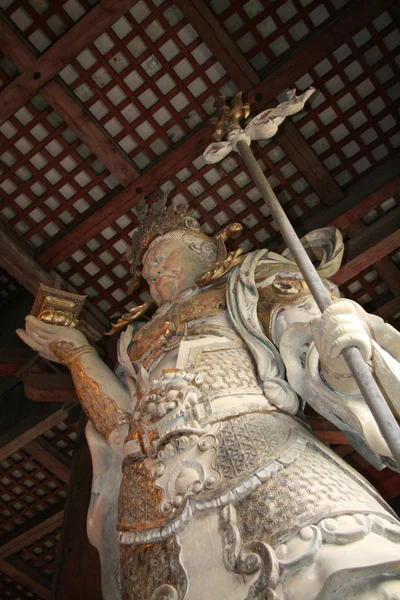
[[0, 0, 399, 597]]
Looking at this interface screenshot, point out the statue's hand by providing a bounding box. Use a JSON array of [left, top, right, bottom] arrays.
[[16, 316, 88, 364], [310, 300, 372, 377]]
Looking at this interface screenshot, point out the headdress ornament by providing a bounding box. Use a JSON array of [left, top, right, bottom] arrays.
[[126, 194, 203, 292]]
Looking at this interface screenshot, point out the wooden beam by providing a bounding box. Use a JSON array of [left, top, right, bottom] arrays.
[[37, 0, 389, 265], [343, 205, 400, 261], [0, 218, 108, 337], [0, 558, 51, 600], [0, 21, 138, 187], [251, 0, 397, 111], [21, 373, 75, 390], [334, 445, 354, 459], [278, 121, 343, 206], [51, 418, 102, 600], [375, 297, 400, 320], [24, 440, 70, 483], [335, 198, 400, 299], [307, 416, 342, 431], [331, 176, 400, 232], [22, 370, 78, 403], [288, 154, 400, 239], [374, 258, 400, 297], [24, 386, 79, 404], [332, 231, 400, 286], [0, 0, 137, 125], [0, 349, 35, 376], [175, 0, 343, 208], [174, 0, 259, 89], [0, 405, 72, 462], [0, 510, 64, 559]]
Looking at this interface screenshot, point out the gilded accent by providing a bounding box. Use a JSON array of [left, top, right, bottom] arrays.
[[120, 534, 187, 600], [128, 286, 227, 363], [49, 341, 97, 366], [105, 300, 154, 337], [31, 284, 86, 328], [118, 455, 165, 532], [49, 341, 130, 440], [257, 276, 312, 339], [211, 92, 250, 141], [196, 248, 245, 287], [258, 275, 338, 340]]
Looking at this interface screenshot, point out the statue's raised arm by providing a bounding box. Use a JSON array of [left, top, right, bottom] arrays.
[[238, 226, 400, 469]]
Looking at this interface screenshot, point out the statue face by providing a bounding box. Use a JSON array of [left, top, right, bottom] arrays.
[[142, 239, 211, 305]]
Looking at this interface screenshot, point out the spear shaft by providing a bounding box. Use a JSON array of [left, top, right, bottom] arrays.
[[236, 138, 400, 467]]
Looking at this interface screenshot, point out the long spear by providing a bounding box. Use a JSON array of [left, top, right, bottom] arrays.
[[203, 89, 400, 467]]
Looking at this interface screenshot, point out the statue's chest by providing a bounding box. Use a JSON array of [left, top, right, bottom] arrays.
[[128, 285, 228, 368]]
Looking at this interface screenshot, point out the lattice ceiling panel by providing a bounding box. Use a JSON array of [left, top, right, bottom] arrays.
[[207, 0, 352, 73], [0, 570, 43, 600], [292, 10, 400, 187], [0, 449, 67, 539], [0, 267, 20, 300], [345, 266, 393, 312], [54, 136, 323, 317], [58, 0, 238, 169], [10, 526, 61, 582], [361, 189, 400, 227], [0, 0, 100, 53], [40, 420, 77, 459], [0, 92, 119, 248]]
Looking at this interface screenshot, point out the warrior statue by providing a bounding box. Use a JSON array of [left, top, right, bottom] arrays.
[[17, 192, 400, 599], [17, 90, 400, 600]]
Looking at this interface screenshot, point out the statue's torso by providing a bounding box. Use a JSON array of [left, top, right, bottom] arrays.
[[115, 286, 400, 599]]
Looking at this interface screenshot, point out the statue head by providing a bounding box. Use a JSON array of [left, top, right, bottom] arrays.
[[141, 221, 217, 305], [126, 194, 242, 306], [125, 195, 219, 305]]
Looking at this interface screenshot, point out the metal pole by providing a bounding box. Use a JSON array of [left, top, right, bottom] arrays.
[[237, 138, 400, 467]]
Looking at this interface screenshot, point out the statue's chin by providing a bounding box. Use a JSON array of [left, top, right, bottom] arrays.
[[157, 278, 179, 304]]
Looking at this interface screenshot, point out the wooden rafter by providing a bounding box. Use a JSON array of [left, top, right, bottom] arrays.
[[24, 440, 70, 484], [175, 0, 343, 207], [0, 348, 35, 376], [0, 0, 137, 125], [174, 0, 259, 89], [251, 0, 397, 110], [295, 155, 400, 236], [34, 0, 394, 268], [0, 19, 138, 187], [332, 211, 400, 285], [0, 511, 64, 560], [0, 557, 51, 600], [0, 405, 73, 463]]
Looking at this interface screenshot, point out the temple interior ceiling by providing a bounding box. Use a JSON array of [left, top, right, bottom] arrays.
[[0, 0, 399, 597]]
